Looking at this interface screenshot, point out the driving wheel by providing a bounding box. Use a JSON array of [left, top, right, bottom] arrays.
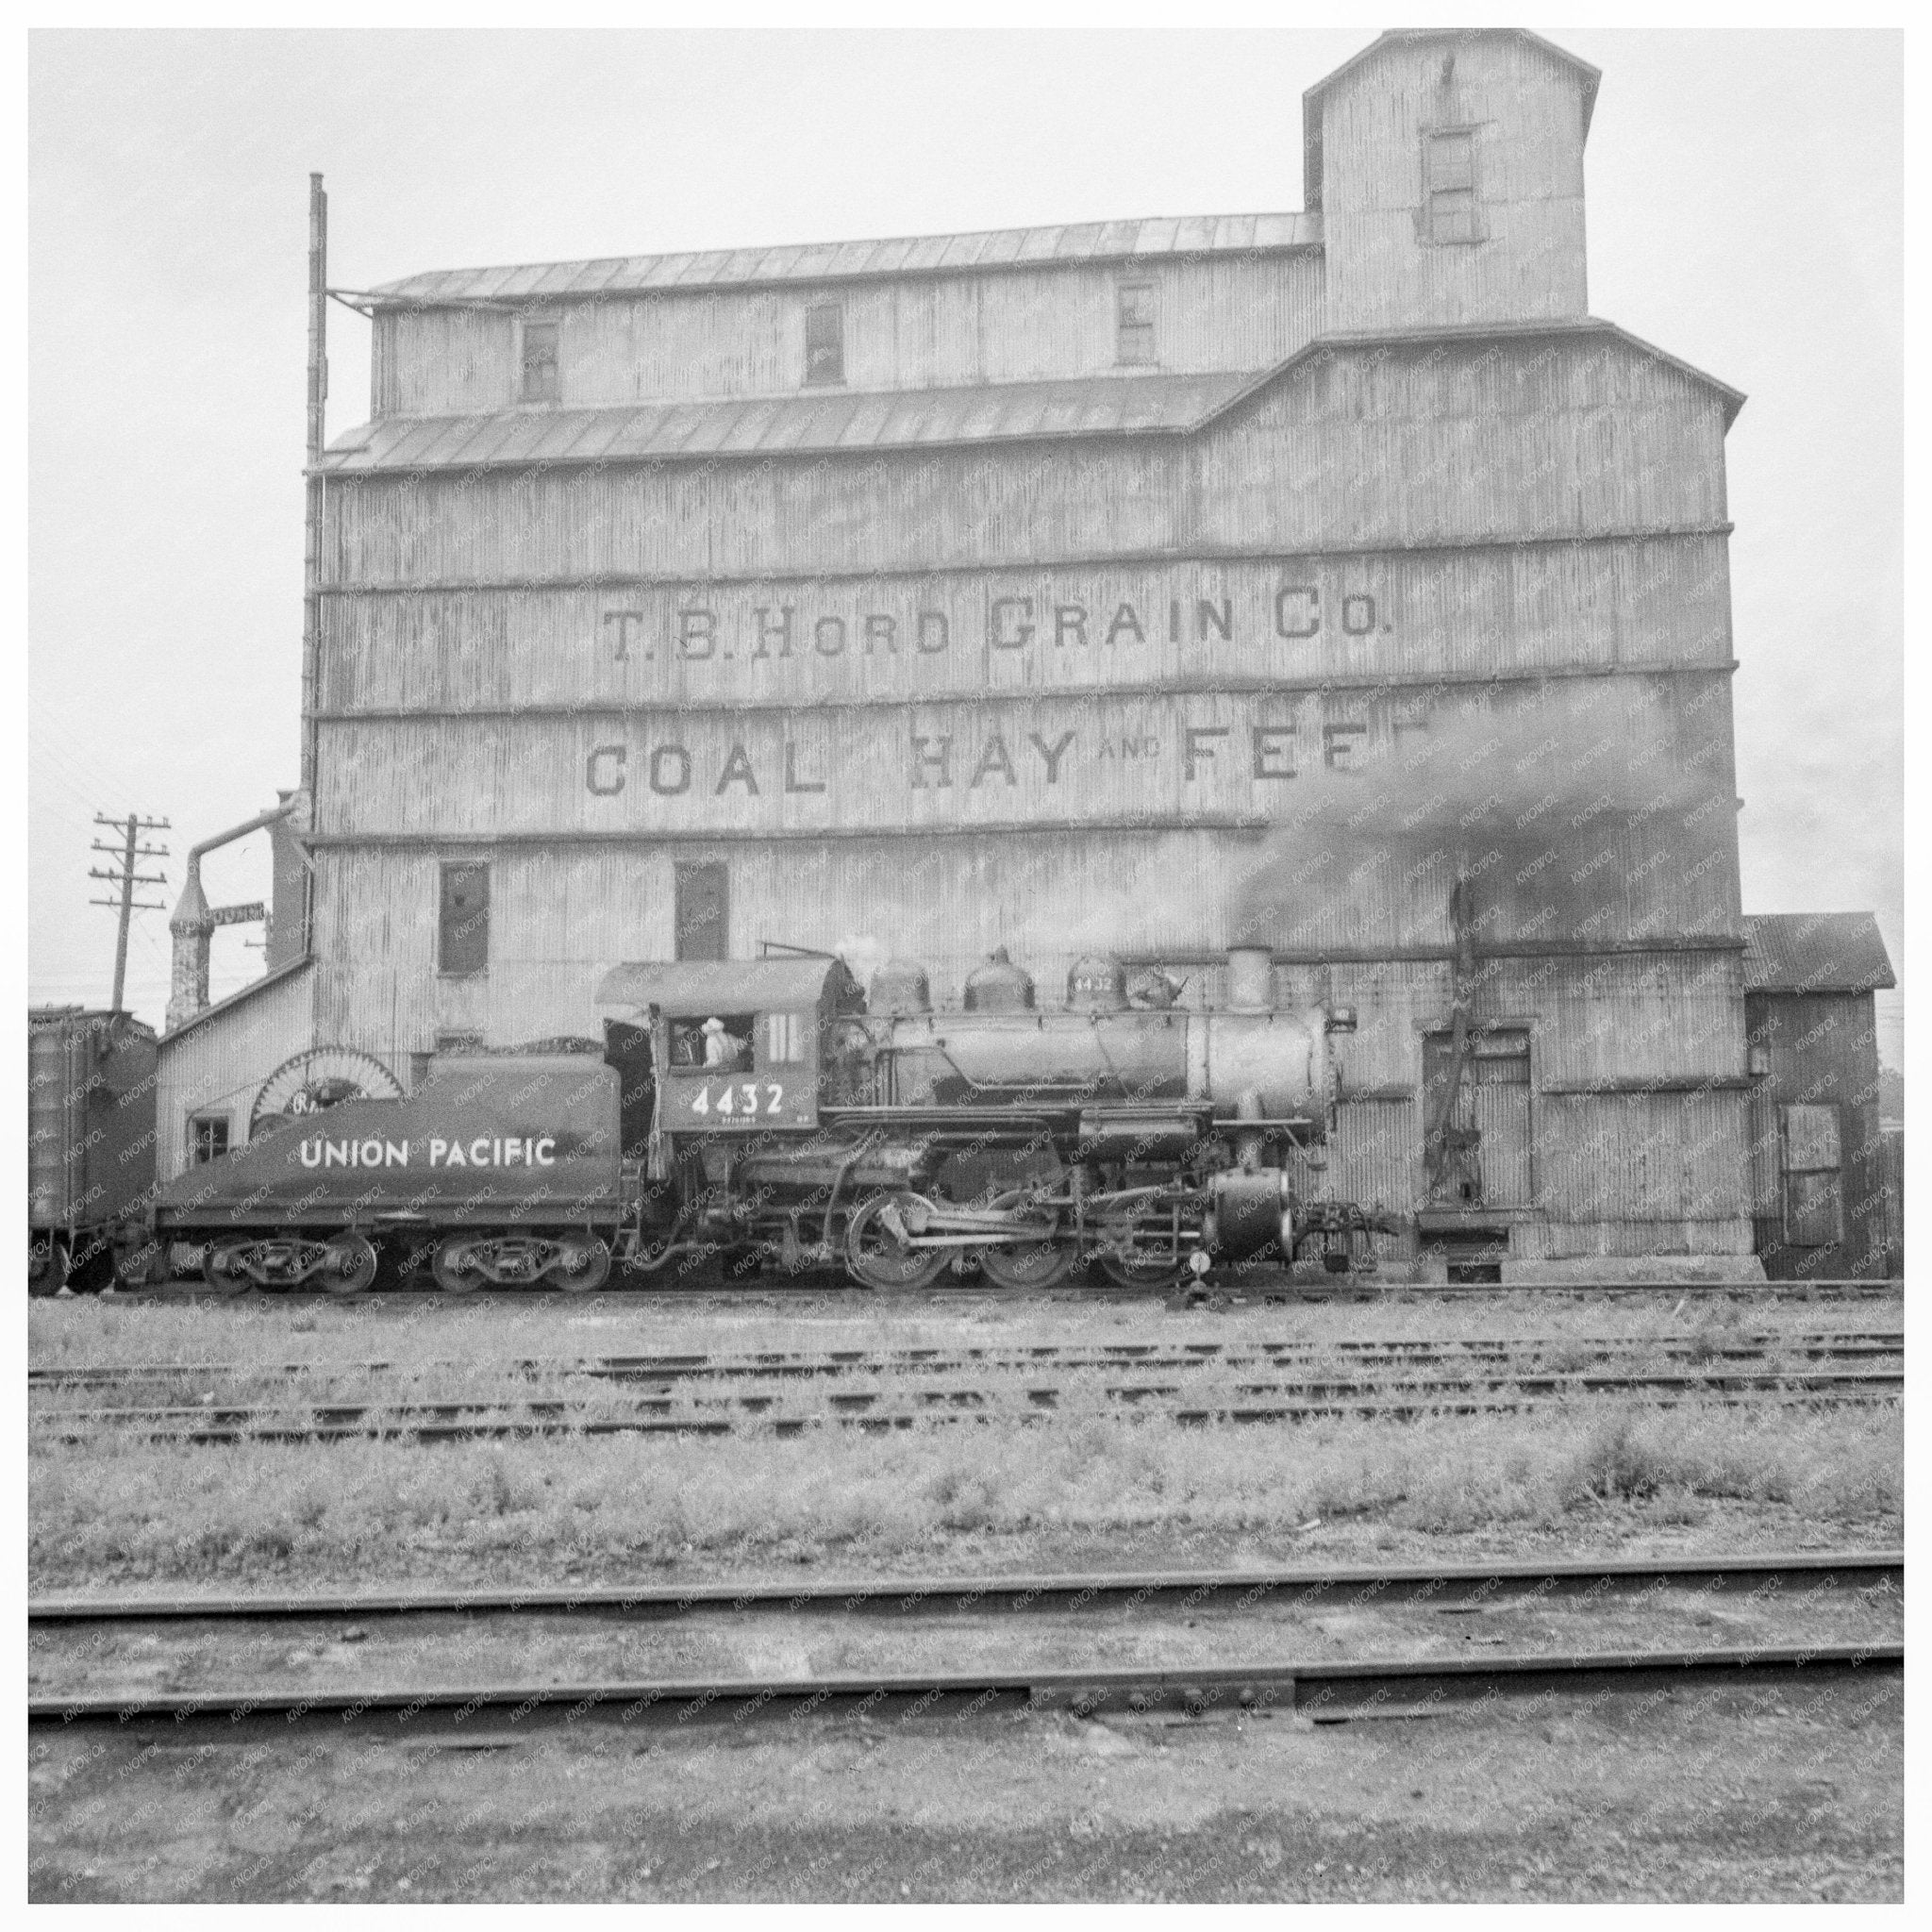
[[844, 1192, 949, 1291], [975, 1194, 1075, 1290]]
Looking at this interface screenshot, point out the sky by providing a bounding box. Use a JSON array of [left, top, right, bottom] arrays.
[[27, 27, 1903, 1064]]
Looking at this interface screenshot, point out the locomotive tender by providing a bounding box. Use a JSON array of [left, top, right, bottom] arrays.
[[147, 945, 1375, 1294]]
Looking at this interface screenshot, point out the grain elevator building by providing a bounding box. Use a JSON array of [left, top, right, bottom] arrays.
[[158, 27, 1895, 1279]]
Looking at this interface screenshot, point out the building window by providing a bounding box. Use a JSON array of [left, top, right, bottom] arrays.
[[1424, 129, 1478, 244], [439, 862, 491, 975], [190, 1115, 231, 1165], [674, 862, 728, 961], [1116, 282, 1156, 364], [803, 303, 843, 387], [521, 320, 559, 403]]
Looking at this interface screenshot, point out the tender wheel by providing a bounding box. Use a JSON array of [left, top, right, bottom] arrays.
[[551, 1235, 612, 1294], [431, 1236, 485, 1295], [201, 1242, 256, 1294], [844, 1192, 949, 1291], [322, 1233, 380, 1298]]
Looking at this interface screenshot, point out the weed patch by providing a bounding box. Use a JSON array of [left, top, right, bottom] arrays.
[[29, 1395, 1902, 1591]]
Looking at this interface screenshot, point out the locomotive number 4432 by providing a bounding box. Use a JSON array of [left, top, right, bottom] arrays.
[[688, 1081, 785, 1117]]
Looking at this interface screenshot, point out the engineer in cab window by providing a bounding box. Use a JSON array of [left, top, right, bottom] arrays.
[[701, 1017, 749, 1070]]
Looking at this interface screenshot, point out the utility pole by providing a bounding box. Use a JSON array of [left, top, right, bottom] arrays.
[[89, 814, 171, 1012]]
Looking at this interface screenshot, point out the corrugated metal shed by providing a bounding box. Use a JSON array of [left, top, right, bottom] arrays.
[[318, 370, 1257, 473], [368, 214, 1325, 307], [1740, 914, 1894, 994]]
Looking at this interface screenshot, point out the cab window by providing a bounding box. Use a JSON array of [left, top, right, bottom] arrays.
[[668, 1013, 756, 1071]]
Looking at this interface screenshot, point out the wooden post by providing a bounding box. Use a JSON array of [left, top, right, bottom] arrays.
[[301, 173, 326, 798], [89, 813, 170, 1013]]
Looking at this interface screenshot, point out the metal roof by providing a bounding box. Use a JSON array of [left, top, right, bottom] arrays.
[[316, 369, 1257, 473], [596, 957, 858, 1017], [366, 213, 1324, 308], [317, 318, 1743, 476], [1740, 914, 1895, 995]]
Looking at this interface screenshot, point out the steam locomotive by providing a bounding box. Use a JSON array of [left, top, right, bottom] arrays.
[[143, 945, 1380, 1295]]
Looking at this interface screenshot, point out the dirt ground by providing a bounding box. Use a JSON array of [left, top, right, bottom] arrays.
[[28, 1674, 1902, 1902]]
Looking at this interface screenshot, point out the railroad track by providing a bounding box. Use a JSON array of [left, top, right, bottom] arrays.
[[31, 1367, 1902, 1444], [75, 1274, 1906, 1307], [29, 1551, 1903, 1734], [26, 1328, 1906, 1396], [31, 1548, 1904, 1624]]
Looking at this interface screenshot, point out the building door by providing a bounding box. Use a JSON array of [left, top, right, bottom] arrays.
[[675, 862, 728, 961], [1780, 1104, 1843, 1246], [1422, 1026, 1532, 1208]]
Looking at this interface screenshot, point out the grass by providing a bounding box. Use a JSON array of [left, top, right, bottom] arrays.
[[28, 1396, 1903, 1591], [30, 1293, 1901, 1591]]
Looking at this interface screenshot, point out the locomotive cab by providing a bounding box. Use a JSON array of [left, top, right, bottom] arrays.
[[596, 955, 864, 1148]]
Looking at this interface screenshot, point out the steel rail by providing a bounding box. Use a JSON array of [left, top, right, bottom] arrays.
[[35, 1368, 1904, 1424], [82, 1276, 1906, 1306], [25, 1330, 1907, 1392], [26, 1641, 1903, 1734], [32, 1381, 1901, 1445], [29, 1550, 1903, 1625]]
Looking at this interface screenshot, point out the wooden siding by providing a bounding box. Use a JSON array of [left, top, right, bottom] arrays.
[[1319, 34, 1589, 331], [1522, 952, 1746, 1087], [156, 965, 316, 1186], [377, 256, 1325, 418], [323, 336, 1730, 586], [1536, 1091, 1749, 1227], [317, 533, 1734, 715], [309, 668, 1741, 948]]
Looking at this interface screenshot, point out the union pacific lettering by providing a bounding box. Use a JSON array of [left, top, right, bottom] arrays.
[[298, 1138, 558, 1169]]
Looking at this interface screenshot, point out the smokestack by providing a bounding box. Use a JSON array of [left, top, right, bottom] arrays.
[[166, 858, 214, 1033]]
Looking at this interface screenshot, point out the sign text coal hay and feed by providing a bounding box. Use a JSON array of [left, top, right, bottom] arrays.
[[577, 696, 1405, 809]]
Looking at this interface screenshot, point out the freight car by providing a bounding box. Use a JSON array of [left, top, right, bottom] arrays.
[[29, 1007, 159, 1292], [146, 947, 1381, 1295]]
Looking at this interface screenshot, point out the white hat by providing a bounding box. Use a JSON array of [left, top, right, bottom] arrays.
[[702, 1016, 726, 1033]]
